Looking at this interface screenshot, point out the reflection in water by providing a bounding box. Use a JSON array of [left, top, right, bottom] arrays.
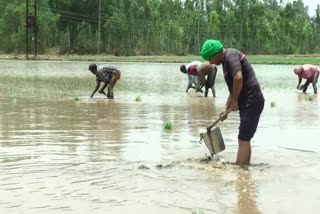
[[295, 93, 319, 128], [235, 168, 260, 214], [0, 61, 320, 214]]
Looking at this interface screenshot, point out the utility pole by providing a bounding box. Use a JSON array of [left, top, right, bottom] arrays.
[[26, 0, 29, 59], [26, 0, 38, 59], [34, 0, 38, 57], [98, 0, 101, 54], [197, 1, 200, 51]]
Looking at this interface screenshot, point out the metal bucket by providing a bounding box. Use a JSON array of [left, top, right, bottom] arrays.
[[200, 126, 225, 156]]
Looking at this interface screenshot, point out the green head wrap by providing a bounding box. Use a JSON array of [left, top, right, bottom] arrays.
[[200, 40, 223, 60]]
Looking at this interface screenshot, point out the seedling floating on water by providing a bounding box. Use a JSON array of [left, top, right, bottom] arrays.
[[135, 96, 142, 102], [192, 210, 204, 214], [9, 92, 17, 99], [163, 121, 173, 130], [138, 165, 150, 170], [271, 101, 276, 107], [306, 95, 313, 101]]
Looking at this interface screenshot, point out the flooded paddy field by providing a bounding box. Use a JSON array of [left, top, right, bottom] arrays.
[[0, 60, 319, 214]]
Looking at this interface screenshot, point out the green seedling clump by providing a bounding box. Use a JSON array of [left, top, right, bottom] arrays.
[[306, 95, 313, 101], [135, 96, 142, 102], [163, 121, 173, 130], [192, 210, 204, 214], [138, 165, 150, 170], [271, 101, 276, 107], [74, 96, 80, 101]]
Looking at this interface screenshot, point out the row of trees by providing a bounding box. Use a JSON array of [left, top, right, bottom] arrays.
[[0, 0, 319, 55]]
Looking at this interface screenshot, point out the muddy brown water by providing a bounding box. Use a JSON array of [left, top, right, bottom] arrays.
[[0, 60, 320, 214]]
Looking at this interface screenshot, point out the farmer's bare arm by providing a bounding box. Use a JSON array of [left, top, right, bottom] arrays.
[[220, 95, 231, 121], [91, 81, 101, 98], [297, 77, 302, 89]]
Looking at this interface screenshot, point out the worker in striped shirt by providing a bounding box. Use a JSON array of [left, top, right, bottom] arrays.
[[88, 63, 121, 99]]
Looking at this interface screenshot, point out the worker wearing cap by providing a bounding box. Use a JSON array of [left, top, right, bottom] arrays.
[[200, 39, 264, 165], [88, 63, 121, 99], [293, 64, 319, 94]]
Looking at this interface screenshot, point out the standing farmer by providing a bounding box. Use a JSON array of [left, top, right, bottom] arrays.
[[200, 39, 264, 165], [293, 64, 319, 94]]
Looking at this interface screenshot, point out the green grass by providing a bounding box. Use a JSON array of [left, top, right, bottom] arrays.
[[1, 54, 319, 64], [248, 55, 320, 64]]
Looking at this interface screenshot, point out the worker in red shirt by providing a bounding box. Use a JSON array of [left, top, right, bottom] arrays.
[[294, 64, 319, 94]]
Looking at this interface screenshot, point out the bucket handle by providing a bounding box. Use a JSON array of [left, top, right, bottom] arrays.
[[207, 108, 232, 132]]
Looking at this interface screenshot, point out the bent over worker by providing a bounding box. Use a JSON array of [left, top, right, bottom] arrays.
[[197, 62, 218, 97], [88, 63, 121, 99], [180, 61, 217, 97], [180, 61, 202, 92], [294, 64, 319, 94]]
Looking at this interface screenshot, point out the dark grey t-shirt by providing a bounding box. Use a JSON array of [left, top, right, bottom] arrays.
[[222, 48, 264, 108]]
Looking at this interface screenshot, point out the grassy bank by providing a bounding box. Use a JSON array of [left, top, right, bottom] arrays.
[[0, 53, 319, 64]]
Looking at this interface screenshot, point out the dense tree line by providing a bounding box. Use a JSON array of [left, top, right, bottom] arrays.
[[0, 0, 319, 55]]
